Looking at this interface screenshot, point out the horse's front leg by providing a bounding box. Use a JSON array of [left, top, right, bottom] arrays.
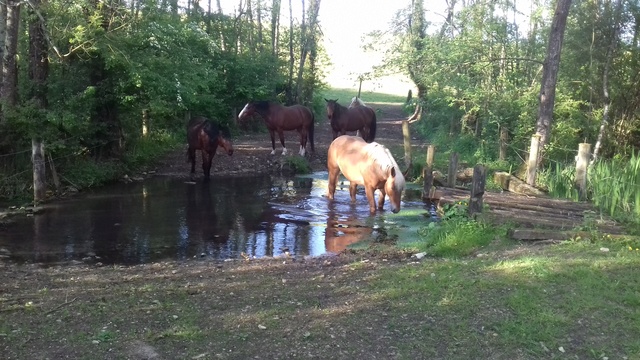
[[377, 188, 386, 210], [269, 130, 277, 155], [202, 151, 212, 181], [278, 130, 287, 155], [326, 167, 340, 200], [188, 147, 197, 181], [364, 186, 377, 213]]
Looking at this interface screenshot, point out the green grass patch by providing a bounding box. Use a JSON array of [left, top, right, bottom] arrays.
[[320, 88, 407, 104]]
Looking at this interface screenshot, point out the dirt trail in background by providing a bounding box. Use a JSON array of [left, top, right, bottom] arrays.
[[155, 102, 411, 178]]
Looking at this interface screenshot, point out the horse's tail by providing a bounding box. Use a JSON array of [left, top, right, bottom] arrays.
[[368, 110, 377, 142], [309, 112, 315, 153]]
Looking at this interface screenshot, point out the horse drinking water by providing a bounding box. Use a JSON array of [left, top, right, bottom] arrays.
[[326, 135, 406, 213], [237, 100, 315, 156], [325, 98, 377, 143], [187, 117, 234, 181]]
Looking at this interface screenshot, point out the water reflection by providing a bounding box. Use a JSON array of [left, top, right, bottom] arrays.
[[0, 173, 433, 265]]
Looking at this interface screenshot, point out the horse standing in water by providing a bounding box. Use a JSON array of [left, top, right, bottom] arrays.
[[326, 135, 405, 213], [187, 117, 234, 181], [237, 100, 315, 156], [325, 98, 377, 143]]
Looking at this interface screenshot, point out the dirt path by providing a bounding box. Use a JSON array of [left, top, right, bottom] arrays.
[[155, 102, 411, 178]]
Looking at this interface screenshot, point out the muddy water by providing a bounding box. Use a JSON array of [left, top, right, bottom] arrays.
[[0, 172, 434, 265]]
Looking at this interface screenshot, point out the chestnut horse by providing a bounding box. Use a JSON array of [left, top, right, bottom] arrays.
[[325, 98, 377, 143], [187, 116, 234, 181], [326, 135, 405, 213], [238, 100, 315, 156]]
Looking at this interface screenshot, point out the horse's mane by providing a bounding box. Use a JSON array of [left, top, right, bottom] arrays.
[[349, 97, 366, 108], [364, 142, 406, 188], [202, 119, 231, 139]]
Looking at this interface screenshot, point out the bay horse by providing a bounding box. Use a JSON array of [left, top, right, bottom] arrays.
[[187, 116, 234, 181], [237, 100, 315, 156], [325, 98, 377, 143], [326, 135, 406, 213]]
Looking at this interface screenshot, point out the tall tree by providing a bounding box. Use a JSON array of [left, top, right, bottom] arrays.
[[592, 0, 624, 162], [294, 0, 320, 105], [1, 0, 20, 112], [28, 0, 49, 203], [408, 0, 428, 116], [535, 0, 572, 149], [270, 0, 281, 57]]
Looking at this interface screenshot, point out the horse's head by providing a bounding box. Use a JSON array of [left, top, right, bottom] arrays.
[[217, 134, 234, 156], [385, 166, 406, 213], [324, 98, 339, 120], [238, 101, 257, 121]]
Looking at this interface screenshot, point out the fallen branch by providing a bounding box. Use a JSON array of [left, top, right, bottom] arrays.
[[44, 297, 77, 316]]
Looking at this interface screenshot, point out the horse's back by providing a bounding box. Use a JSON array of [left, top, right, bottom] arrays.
[[328, 135, 369, 181], [287, 104, 313, 123]]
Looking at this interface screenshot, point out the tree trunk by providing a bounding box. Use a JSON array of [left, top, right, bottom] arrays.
[[271, 0, 281, 57], [29, 0, 49, 203], [0, 0, 7, 101], [257, 0, 263, 51], [592, 0, 623, 163], [295, 0, 320, 105], [407, 0, 427, 118], [286, 0, 294, 104], [534, 0, 572, 149], [1, 0, 21, 110]]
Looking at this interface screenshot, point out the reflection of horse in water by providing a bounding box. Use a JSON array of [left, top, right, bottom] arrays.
[[324, 214, 373, 254], [185, 183, 230, 258]]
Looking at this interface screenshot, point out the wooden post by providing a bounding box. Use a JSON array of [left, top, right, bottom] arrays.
[[357, 77, 363, 98], [406, 89, 412, 104], [32, 138, 46, 204], [447, 152, 458, 188], [526, 134, 541, 186], [575, 143, 591, 201], [402, 120, 412, 169], [499, 126, 508, 161], [468, 164, 486, 216], [422, 145, 435, 198]]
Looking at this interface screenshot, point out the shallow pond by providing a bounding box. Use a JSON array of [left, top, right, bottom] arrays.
[[0, 172, 435, 265]]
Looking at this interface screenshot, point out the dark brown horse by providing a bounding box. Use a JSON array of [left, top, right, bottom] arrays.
[[238, 100, 315, 156], [325, 98, 377, 143], [187, 116, 234, 181]]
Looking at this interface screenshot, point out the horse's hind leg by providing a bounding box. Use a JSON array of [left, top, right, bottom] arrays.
[[377, 189, 386, 210], [327, 167, 340, 200], [298, 129, 307, 156], [349, 183, 358, 203]]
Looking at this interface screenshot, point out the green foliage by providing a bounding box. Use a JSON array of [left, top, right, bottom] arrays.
[[417, 217, 497, 258], [283, 156, 312, 174]]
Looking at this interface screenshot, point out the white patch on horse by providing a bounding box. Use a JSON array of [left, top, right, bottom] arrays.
[[282, 147, 288, 156], [238, 103, 251, 118], [299, 145, 305, 156], [349, 97, 366, 108]]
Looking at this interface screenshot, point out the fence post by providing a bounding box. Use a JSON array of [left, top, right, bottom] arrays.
[[575, 143, 591, 201], [499, 126, 508, 161], [447, 152, 458, 188], [32, 139, 46, 204], [526, 134, 541, 186], [468, 164, 486, 217], [422, 145, 435, 197], [402, 120, 412, 169]]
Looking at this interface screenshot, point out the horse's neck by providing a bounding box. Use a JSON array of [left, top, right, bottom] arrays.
[[335, 103, 348, 116]]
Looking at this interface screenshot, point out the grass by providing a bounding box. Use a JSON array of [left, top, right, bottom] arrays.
[[320, 88, 407, 104], [2, 238, 640, 359]]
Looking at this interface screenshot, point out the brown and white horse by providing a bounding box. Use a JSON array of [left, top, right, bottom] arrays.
[[238, 100, 315, 156], [326, 135, 405, 213]]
